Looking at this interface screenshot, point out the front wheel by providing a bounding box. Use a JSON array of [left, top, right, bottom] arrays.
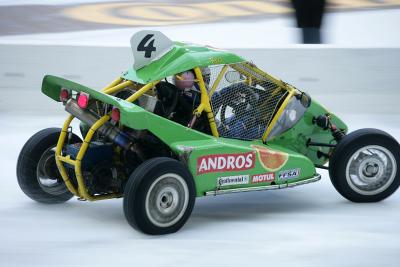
[[329, 128, 400, 202], [123, 157, 196, 235]]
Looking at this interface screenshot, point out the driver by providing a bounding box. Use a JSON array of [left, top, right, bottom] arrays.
[[171, 68, 212, 134], [173, 70, 200, 110], [211, 82, 262, 140]]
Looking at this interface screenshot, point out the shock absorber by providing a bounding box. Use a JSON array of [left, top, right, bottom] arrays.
[[313, 114, 345, 141], [330, 123, 345, 141]]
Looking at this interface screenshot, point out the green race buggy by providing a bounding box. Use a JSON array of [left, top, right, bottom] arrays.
[[17, 31, 400, 235]]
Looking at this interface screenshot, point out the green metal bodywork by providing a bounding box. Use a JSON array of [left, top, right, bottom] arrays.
[[268, 101, 347, 166], [122, 42, 245, 84], [41, 43, 348, 197], [172, 138, 316, 196]]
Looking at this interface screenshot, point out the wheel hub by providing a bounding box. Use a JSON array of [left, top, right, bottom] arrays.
[[36, 147, 68, 195], [145, 174, 189, 228], [346, 145, 397, 195], [41, 152, 60, 180], [358, 157, 384, 183], [364, 164, 378, 177], [157, 187, 178, 212]]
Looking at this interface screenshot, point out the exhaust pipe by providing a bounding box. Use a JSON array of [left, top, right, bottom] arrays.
[[65, 99, 131, 149]]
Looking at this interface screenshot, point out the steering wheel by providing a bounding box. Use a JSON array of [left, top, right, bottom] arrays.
[[215, 83, 259, 135]]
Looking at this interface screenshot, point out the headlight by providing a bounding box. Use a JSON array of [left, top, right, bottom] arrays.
[[267, 96, 308, 140]]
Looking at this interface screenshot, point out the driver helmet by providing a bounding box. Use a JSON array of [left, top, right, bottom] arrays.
[[174, 70, 195, 90]]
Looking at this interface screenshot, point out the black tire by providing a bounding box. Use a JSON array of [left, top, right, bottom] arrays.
[[123, 157, 196, 235], [16, 128, 81, 204], [329, 128, 400, 202]]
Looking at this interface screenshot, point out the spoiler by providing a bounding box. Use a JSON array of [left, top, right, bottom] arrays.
[[41, 75, 134, 109], [40, 75, 212, 144]]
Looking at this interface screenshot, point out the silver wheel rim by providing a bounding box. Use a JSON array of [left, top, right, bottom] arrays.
[[346, 145, 397, 195], [36, 147, 68, 195], [145, 173, 189, 228]]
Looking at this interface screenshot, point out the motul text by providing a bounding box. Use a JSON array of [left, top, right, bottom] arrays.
[[252, 172, 275, 183]]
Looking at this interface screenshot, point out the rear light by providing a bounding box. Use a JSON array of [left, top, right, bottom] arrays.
[[60, 88, 70, 102], [77, 92, 89, 109], [111, 107, 120, 122]]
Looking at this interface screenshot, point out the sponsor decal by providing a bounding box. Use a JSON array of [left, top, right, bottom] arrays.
[[217, 175, 249, 187], [251, 145, 289, 171], [251, 172, 275, 183], [197, 152, 255, 174], [278, 168, 301, 181]]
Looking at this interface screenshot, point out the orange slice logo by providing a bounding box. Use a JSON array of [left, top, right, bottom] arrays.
[[251, 145, 288, 171]]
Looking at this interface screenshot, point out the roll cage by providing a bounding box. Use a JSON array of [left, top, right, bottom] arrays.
[[99, 61, 295, 141], [54, 62, 294, 201]]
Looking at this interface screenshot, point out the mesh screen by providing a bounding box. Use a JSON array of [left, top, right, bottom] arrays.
[[208, 63, 288, 140]]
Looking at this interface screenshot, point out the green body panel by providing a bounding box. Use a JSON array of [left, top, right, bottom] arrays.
[[123, 42, 245, 84], [269, 99, 348, 165], [119, 106, 213, 144], [171, 138, 316, 196]]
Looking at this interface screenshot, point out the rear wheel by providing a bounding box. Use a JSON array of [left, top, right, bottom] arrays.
[[329, 128, 400, 202], [123, 157, 195, 235], [16, 128, 81, 204]]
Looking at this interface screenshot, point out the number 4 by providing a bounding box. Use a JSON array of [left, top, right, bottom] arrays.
[[137, 34, 157, 58]]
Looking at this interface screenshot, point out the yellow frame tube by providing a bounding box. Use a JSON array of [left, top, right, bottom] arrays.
[[101, 77, 123, 92], [73, 115, 120, 201], [243, 62, 287, 88], [193, 67, 219, 137], [55, 115, 79, 196], [57, 155, 76, 166], [55, 114, 121, 201], [246, 76, 252, 86], [193, 103, 205, 116], [230, 64, 261, 84], [209, 65, 228, 97], [231, 63, 287, 92], [125, 80, 159, 103], [103, 80, 133, 95], [262, 90, 295, 142]]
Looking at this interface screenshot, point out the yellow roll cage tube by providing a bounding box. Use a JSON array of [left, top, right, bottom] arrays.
[[54, 63, 293, 200]]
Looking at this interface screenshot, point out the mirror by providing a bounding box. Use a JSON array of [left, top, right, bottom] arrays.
[[296, 92, 312, 108], [225, 70, 245, 83]]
